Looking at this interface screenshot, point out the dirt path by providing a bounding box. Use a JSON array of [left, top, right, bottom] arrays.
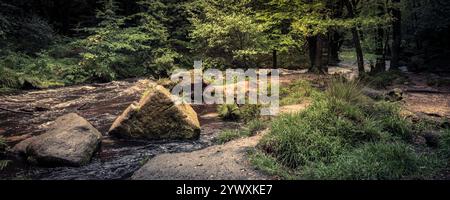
[[391, 72, 450, 119]]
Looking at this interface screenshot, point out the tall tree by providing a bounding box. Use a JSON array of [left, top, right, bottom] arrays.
[[390, 0, 401, 69], [344, 0, 365, 75]]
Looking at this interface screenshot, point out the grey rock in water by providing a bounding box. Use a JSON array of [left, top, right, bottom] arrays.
[[13, 113, 102, 167]]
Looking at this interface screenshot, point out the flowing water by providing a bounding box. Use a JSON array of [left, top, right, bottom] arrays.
[[0, 79, 240, 180]]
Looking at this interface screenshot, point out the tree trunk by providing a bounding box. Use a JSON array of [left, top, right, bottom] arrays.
[[315, 35, 324, 73], [328, 31, 341, 65], [344, 0, 365, 75], [272, 49, 277, 69], [373, 2, 386, 74], [391, 0, 401, 69], [352, 28, 365, 74], [307, 36, 317, 71]]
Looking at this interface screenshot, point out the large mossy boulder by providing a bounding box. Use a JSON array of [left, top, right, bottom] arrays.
[[108, 85, 201, 140], [13, 113, 102, 167]]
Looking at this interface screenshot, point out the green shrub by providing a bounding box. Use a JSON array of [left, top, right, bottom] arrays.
[[239, 104, 262, 122], [303, 142, 442, 180], [217, 104, 241, 121], [217, 103, 263, 122]]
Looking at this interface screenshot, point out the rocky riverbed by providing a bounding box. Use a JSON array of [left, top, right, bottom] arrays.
[[0, 79, 241, 179]]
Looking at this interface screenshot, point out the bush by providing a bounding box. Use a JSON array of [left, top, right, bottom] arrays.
[[218, 104, 241, 121], [303, 142, 441, 180], [217, 103, 263, 122]]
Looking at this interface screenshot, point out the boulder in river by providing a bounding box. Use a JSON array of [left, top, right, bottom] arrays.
[[13, 113, 102, 167], [108, 85, 201, 140]]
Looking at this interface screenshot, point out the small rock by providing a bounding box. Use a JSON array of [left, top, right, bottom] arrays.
[[385, 88, 403, 102]]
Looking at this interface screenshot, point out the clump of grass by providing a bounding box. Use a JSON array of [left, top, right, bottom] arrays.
[[259, 112, 346, 168], [247, 119, 266, 135], [280, 80, 315, 106], [248, 150, 297, 179], [215, 129, 250, 144], [366, 101, 414, 141], [254, 79, 431, 179], [303, 142, 442, 180], [326, 78, 366, 104]]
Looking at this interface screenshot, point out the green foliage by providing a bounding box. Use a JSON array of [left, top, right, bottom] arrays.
[[189, 0, 268, 68], [257, 80, 424, 178], [247, 119, 267, 135], [303, 142, 442, 180], [217, 103, 262, 122], [218, 104, 241, 121], [280, 80, 315, 106], [326, 78, 365, 104], [259, 112, 346, 168], [215, 129, 250, 144], [76, 0, 178, 82], [248, 150, 296, 179], [239, 104, 262, 122]]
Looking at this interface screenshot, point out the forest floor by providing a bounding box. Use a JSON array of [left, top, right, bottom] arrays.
[[0, 67, 449, 180]]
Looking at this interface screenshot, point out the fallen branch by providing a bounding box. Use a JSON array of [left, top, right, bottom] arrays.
[[0, 107, 34, 115]]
